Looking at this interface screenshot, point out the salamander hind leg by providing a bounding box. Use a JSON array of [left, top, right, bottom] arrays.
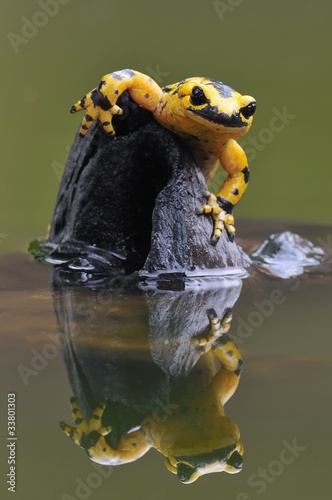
[[60, 397, 111, 447], [70, 85, 124, 138], [60, 397, 151, 465], [70, 69, 162, 138]]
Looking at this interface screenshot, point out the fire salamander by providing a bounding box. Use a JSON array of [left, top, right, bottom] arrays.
[[60, 309, 244, 483], [70, 69, 256, 244]]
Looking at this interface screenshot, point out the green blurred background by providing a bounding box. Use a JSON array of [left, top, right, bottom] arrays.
[[1, 0, 331, 255]]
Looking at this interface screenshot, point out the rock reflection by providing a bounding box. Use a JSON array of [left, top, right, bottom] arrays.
[[54, 271, 245, 483]]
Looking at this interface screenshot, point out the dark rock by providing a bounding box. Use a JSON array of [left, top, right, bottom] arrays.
[[48, 92, 250, 275]]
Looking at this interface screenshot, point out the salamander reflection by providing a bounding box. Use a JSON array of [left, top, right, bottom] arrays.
[[54, 272, 244, 483]]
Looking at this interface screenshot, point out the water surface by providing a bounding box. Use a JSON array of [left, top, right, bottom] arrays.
[[1, 222, 331, 500]]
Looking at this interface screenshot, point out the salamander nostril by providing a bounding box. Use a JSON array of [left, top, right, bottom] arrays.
[[240, 101, 256, 119]]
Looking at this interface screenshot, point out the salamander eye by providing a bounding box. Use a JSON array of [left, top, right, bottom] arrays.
[[240, 101, 256, 119], [190, 86, 208, 106], [177, 463, 196, 483]]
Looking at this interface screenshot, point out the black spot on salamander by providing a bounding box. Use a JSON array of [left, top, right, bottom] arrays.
[[232, 188, 239, 196], [92, 413, 101, 420], [102, 121, 111, 126], [226, 350, 234, 357], [114, 90, 119, 94], [205, 80, 235, 99], [92, 89, 112, 111], [80, 96, 86, 108], [82, 124, 88, 130], [102, 447, 107, 452], [234, 359, 243, 377], [144, 93, 149, 99], [242, 166, 250, 183], [75, 417, 83, 425], [72, 407, 79, 414], [161, 102, 167, 112], [80, 431, 102, 449], [85, 114, 93, 122], [217, 196, 234, 214], [204, 139, 210, 143]]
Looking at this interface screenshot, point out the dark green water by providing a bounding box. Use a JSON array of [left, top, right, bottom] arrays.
[[1, 222, 332, 499]]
